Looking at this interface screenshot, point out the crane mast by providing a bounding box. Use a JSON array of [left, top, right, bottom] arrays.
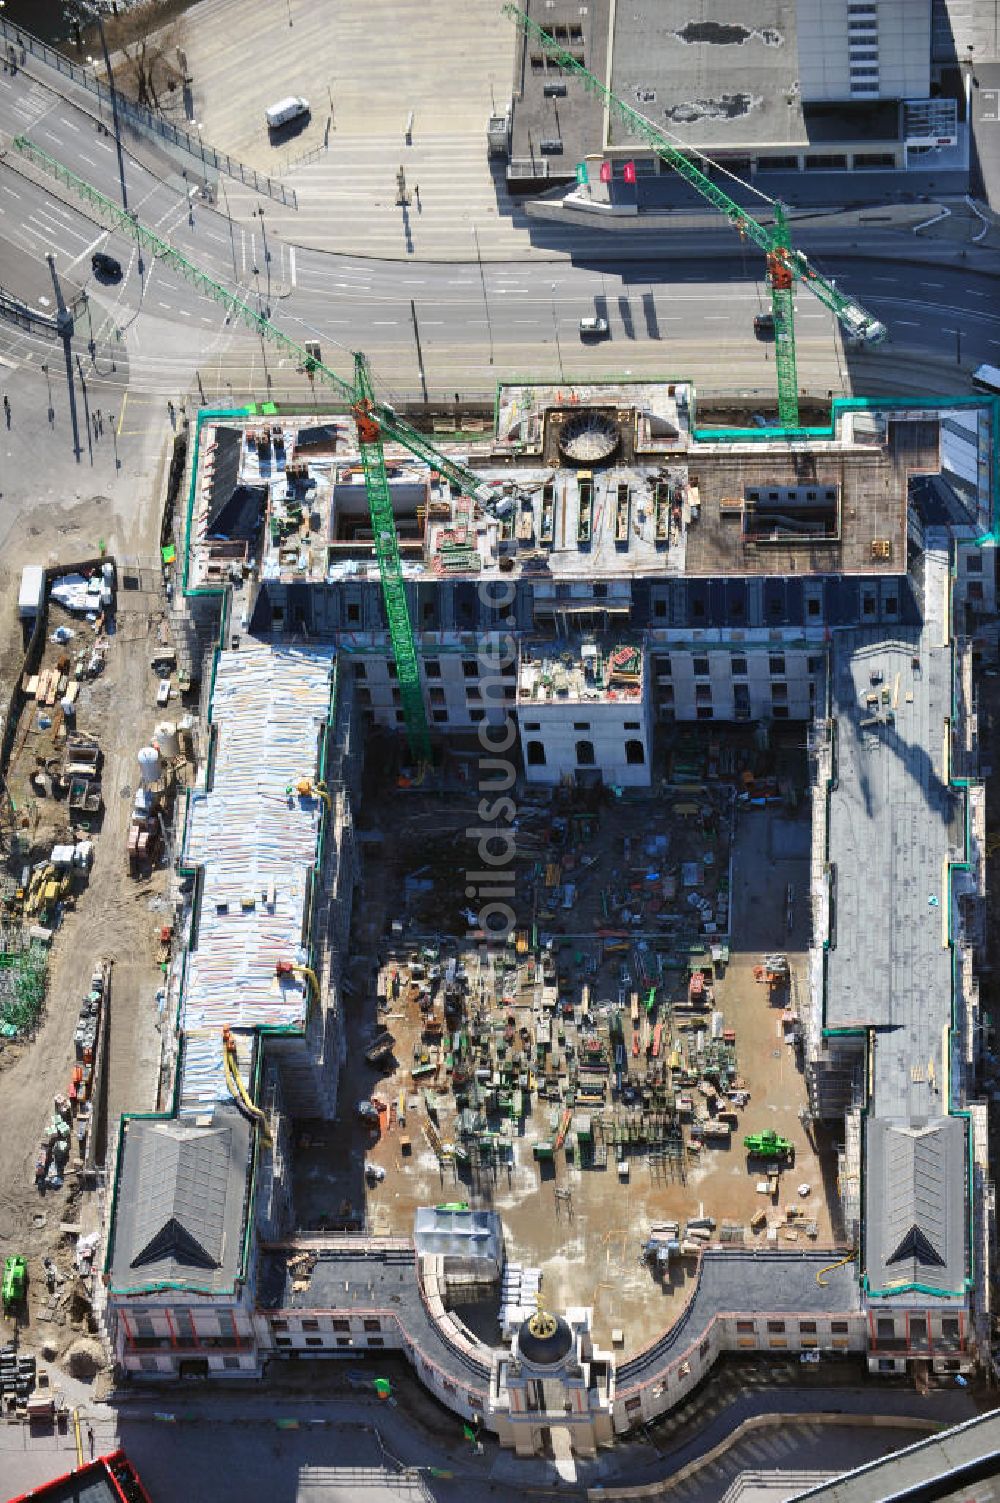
[[352, 354, 433, 765]]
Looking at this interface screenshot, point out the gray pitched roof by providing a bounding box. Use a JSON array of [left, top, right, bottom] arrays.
[[864, 1116, 968, 1298], [109, 1105, 252, 1294], [130, 1121, 232, 1270]]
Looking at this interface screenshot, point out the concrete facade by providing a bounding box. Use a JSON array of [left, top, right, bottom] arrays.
[[797, 0, 932, 102]]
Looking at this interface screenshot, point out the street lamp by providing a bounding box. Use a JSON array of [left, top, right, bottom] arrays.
[[551, 282, 565, 383], [257, 207, 271, 318], [472, 226, 494, 367], [79, 3, 128, 212], [217, 175, 239, 284]]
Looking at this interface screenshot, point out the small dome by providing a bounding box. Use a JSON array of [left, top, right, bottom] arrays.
[[517, 1310, 573, 1368]]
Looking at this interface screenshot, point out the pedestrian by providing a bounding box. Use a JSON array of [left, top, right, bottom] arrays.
[[93, 414, 99, 441], [2, 394, 9, 429], [86, 1423, 94, 1457]]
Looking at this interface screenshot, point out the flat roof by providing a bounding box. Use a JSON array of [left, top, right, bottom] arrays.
[[7, 1453, 151, 1503], [517, 639, 643, 706], [258, 1244, 495, 1387], [178, 640, 334, 1113], [187, 392, 933, 591], [509, 0, 609, 172], [609, 0, 808, 154], [620, 1248, 861, 1386]]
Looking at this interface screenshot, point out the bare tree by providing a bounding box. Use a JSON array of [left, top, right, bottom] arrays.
[[102, 1, 186, 115]]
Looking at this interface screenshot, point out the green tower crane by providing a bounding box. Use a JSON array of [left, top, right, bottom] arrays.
[[352, 351, 432, 765], [503, 5, 886, 430], [10, 135, 501, 765]]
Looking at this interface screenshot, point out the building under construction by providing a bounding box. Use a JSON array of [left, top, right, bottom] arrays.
[[100, 379, 997, 1457]]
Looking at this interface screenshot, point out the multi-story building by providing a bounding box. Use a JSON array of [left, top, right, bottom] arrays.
[[101, 379, 996, 1453], [507, 0, 965, 197]]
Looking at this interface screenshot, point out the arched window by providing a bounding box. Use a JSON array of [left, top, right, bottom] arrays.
[[576, 739, 595, 766], [625, 739, 645, 765], [526, 740, 546, 766]]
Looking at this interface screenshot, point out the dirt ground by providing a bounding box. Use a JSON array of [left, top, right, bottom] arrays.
[[295, 755, 839, 1356], [0, 564, 177, 1364]]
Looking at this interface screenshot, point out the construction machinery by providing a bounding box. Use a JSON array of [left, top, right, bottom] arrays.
[[2, 1256, 27, 1315], [12, 136, 505, 767], [503, 6, 886, 430], [743, 1129, 794, 1162]]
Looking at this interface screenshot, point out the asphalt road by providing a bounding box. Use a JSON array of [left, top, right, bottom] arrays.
[[0, 1375, 984, 1503], [1, 64, 999, 411], [1, 151, 996, 406]]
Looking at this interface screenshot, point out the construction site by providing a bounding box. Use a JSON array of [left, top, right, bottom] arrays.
[[0, 302, 993, 1459], [0, 7, 993, 1464], [0, 380, 993, 1455], [297, 765, 831, 1351], [71, 356, 988, 1462]]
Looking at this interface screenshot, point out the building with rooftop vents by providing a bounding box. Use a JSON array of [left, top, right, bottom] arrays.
[[506, 0, 965, 198]]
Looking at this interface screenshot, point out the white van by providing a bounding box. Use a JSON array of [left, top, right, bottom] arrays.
[[265, 97, 310, 130]]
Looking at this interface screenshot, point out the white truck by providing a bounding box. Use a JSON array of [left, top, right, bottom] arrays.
[[18, 565, 45, 621]]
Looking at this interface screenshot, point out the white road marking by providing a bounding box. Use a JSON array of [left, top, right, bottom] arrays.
[[0, 185, 19, 198]]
